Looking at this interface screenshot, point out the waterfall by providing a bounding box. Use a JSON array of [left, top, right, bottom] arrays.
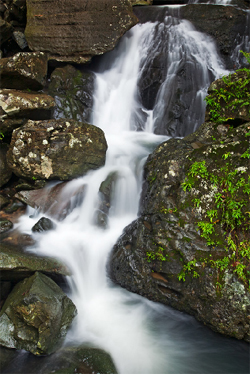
[[16, 10, 249, 374]]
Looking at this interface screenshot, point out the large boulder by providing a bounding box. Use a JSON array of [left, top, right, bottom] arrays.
[[48, 65, 95, 123], [7, 119, 108, 181], [25, 0, 138, 63], [0, 17, 13, 46], [0, 52, 48, 91], [0, 272, 77, 355], [109, 121, 250, 342], [0, 143, 12, 187]]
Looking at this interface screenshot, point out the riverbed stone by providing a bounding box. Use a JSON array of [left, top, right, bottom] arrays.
[[0, 271, 77, 355], [7, 119, 107, 181], [0, 52, 48, 90], [109, 121, 250, 342], [31, 217, 56, 233], [25, 0, 138, 63]]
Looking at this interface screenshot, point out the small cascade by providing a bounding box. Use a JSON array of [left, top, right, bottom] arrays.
[[231, 9, 250, 69], [137, 6, 229, 136]]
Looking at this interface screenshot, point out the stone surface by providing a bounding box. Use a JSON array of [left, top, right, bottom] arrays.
[[109, 121, 250, 342], [0, 143, 12, 187], [0, 52, 48, 90], [7, 119, 107, 181], [0, 345, 118, 374], [31, 217, 56, 233], [0, 241, 71, 282], [0, 89, 55, 122], [25, 0, 138, 63], [0, 272, 77, 355], [48, 65, 95, 123], [15, 181, 87, 220]]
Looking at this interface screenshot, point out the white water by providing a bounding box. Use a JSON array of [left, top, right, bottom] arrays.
[[16, 19, 249, 374]]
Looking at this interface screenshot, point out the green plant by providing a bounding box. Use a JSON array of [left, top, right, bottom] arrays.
[[205, 50, 250, 124]]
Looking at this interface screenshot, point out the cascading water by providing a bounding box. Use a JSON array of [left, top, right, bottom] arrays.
[[13, 8, 249, 374]]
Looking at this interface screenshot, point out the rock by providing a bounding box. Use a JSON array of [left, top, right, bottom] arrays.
[[15, 182, 87, 220], [0, 219, 13, 234], [0, 143, 12, 187], [0, 345, 118, 374], [0, 17, 13, 46], [0, 52, 48, 90], [7, 119, 107, 181], [25, 0, 138, 63], [109, 122, 250, 342], [0, 89, 55, 122], [31, 217, 56, 233], [48, 65, 95, 123], [12, 30, 28, 49], [205, 70, 250, 123], [0, 241, 71, 282], [94, 172, 118, 228], [0, 271, 77, 355]]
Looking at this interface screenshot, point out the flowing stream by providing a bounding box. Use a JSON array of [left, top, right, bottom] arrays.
[[15, 8, 249, 374]]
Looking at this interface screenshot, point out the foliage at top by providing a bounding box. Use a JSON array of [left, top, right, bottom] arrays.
[[205, 50, 250, 124]]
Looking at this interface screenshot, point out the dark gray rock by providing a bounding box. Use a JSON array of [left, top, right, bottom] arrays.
[[0, 272, 77, 355], [109, 122, 250, 342], [31, 217, 56, 233]]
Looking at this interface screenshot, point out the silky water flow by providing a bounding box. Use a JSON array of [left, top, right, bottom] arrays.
[[17, 12, 249, 374]]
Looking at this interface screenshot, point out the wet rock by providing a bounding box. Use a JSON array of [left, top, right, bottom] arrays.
[[0, 52, 48, 90], [0, 271, 77, 355], [109, 122, 250, 342], [0, 218, 13, 234], [12, 30, 28, 49], [0, 345, 118, 374], [48, 65, 95, 123], [0, 143, 12, 187], [15, 181, 87, 220], [7, 119, 107, 181], [32, 217, 56, 233], [205, 70, 250, 123], [0, 89, 55, 122], [0, 242, 71, 282], [25, 0, 138, 63]]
